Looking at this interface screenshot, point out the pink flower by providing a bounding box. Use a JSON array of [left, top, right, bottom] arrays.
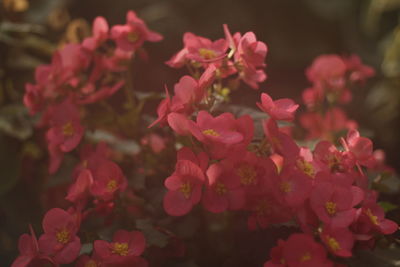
[[163, 159, 205, 216], [12, 226, 56, 267], [66, 169, 94, 204], [357, 203, 398, 235], [90, 159, 128, 201], [306, 54, 347, 89], [149, 86, 184, 128], [310, 181, 362, 228], [166, 32, 227, 67], [300, 108, 357, 140], [111, 10, 163, 51], [257, 92, 299, 121], [94, 230, 147, 266], [246, 188, 292, 231], [271, 167, 312, 208], [172, 65, 216, 113], [345, 129, 375, 168], [82, 16, 109, 51], [320, 227, 354, 258], [263, 118, 299, 158], [344, 55, 375, 83], [45, 99, 84, 153], [38, 208, 81, 264], [75, 254, 101, 267], [202, 162, 245, 213], [282, 234, 332, 267], [187, 111, 243, 157]]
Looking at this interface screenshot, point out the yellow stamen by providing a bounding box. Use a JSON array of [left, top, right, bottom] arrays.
[[300, 252, 311, 262], [107, 179, 118, 191], [237, 165, 257, 185], [327, 236, 340, 251], [198, 48, 216, 60], [202, 129, 220, 137], [180, 182, 192, 199], [325, 201, 337, 215], [127, 32, 139, 43], [56, 228, 70, 244], [365, 208, 379, 225], [215, 182, 227, 196], [84, 260, 98, 267], [62, 122, 74, 136], [111, 242, 129, 256], [296, 159, 315, 178], [255, 200, 270, 216], [280, 181, 291, 193]]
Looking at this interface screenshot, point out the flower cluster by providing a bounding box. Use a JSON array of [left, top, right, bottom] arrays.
[[300, 54, 375, 140], [13, 11, 163, 267], [154, 26, 398, 266], [25, 10, 162, 174], [13, 11, 398, 267]]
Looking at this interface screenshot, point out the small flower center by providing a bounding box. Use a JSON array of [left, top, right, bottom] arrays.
[[280, 181, 291, 193], [202, 129, 220, 137], [325, 201, 337, 215], [238, 165, 257, 185], [327, 236, 340, 251], [296, 159, 315, 178], [127, 32, 139, 43], [111, 242, 129, 256], [365, 208, 379, 225], [214, 182, 227, 196], [300, 252, 311, 262], [63, 122, 74, 136], [180, 182, 192, 199], [255, 200, 270, 216], [107, 179, 118, 192], [84, 260, 98, 267], [56, 228, 70, 244], [198, 48, 216, 60]]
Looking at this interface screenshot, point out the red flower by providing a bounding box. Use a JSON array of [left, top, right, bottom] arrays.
[[345, 129, 375, 168], [310, 181, 361, 228], [282, 234, 333, 267], [90, 160, 128, 201], [357, 203, 398, 235], [38, 208, 81, 264], [320, 227, 354, 258], [187, 111, 244, 157], [75, 254, 101, 267], [163, 159, 205, 216], [263, 118, 299, 158], [202, 162, 245, 213], [82, 16, 109, 51], [166, 32, 227, 67], [45, 98, 84, 153], [306, 54, 347, 89], [94, 230, 146, 266], [12, 226, 56, 267], [66, 169, 94, 204], [111, 10, 163, 51], [257, 92, 299, 121]]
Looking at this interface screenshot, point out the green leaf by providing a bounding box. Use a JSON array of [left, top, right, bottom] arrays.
[[378, 201, 398, 213]]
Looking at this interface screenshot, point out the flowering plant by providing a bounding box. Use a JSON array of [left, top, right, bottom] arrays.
[[11, 10, 398, 267]]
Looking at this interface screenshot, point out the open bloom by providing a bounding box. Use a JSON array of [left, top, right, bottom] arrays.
[[202, 162, 245, 213], [38, 208, 81, 264], [163, 159, 206, 216], [257, 92, 299, 121], [90, 159, 128, 201], [111, 10, 163, 51], [94, 230, 147, 266]]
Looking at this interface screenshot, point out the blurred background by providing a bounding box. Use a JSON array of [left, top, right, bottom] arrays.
[[1, 0, 400, 266]]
